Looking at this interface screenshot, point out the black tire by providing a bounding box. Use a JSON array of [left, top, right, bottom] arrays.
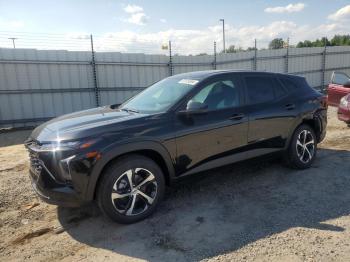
[[285, 124, 317, 169], [97, 154, 165, 224]]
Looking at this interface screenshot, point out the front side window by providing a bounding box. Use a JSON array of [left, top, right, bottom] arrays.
[[189, 79, 240, 110], [332, 72, 350, 86], [245, 76, 275, 104], [120, 76, 199, 113]]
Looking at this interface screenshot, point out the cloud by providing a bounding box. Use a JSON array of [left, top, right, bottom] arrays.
[[66, 33, 90, 39], [0, 18, 24, 29], [122, 4, 149, 25], [123, 4, 143, 14], [125, 13, 149, 25], [5, 19, 349, 54], [160, 18, 167, 23], [264, 3, 305, 13], [90, 18, 350, 55], [328, 5, 350, 21]]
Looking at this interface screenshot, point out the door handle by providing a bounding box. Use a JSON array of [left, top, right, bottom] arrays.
[[229, 113, 245, 121], [285, 104, 295, 110]]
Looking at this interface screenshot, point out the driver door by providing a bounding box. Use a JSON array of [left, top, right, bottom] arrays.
[[174, 74, 248, 176]]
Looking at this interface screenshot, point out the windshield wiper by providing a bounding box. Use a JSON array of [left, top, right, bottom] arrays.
[[121, 108, 140, 113]]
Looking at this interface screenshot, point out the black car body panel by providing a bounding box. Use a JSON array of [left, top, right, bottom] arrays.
[[25, 70, 327, 206]]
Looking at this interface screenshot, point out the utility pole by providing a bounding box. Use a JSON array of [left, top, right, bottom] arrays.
[[219, 19, 226, 53], [8, 37, 17, 48], [90, 34, 100, 107], [168, 40, 173, 76]]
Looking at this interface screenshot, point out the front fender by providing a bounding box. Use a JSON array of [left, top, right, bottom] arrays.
[[84, 140, 176, 201]]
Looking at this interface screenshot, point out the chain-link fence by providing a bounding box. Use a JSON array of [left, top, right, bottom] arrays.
[[0, 31, 293, 55], [1, 31, 350, 128]]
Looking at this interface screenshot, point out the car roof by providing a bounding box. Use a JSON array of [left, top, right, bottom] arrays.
[[171, 70, 304, 81]]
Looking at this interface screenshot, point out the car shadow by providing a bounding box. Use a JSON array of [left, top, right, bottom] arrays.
[[57, 148, 350, 261]]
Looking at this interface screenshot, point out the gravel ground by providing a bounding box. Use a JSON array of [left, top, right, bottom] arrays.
[[0, 107, 349, 262]]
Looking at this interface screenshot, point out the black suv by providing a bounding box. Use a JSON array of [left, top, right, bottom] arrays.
[[25, 70, 327, 223]]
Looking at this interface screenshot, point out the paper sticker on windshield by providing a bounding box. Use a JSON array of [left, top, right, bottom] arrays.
[[178, 79, 199, 85]]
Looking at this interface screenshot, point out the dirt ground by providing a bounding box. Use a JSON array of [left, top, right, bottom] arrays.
[[0, 107, 349, 262]]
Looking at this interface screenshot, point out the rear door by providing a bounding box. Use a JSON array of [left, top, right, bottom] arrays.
[[243, 73, 297, 153], [328, 72, 350, 106]]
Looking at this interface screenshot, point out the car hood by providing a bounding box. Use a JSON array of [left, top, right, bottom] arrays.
[[30, 106, 147, 142]]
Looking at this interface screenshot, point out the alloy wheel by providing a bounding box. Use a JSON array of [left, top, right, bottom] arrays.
[[296, 129, 315, 164], [111, 168, 157, 216]]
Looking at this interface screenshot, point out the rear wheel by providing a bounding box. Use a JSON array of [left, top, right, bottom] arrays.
[[97, 155, 165, 224], [285, 124, 317, 169]]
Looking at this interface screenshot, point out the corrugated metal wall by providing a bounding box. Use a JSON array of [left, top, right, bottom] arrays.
[[1, 46, 350, 128]]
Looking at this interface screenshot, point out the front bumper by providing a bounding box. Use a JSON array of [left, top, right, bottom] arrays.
[[25, 140, 97, 207], [29, 169, 84, 207]]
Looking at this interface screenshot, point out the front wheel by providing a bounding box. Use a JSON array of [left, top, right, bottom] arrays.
[[97, 155, 165, 224], [285, 124, 317, 169]]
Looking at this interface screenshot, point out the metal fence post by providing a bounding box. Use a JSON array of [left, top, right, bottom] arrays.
[[285, 37, 289, 73], [213, 41, 217, 70], [321, 43, 327, 93], [253, 39, 257, 71], [90, 34, 100, 107], [168, 40, 173, 76]]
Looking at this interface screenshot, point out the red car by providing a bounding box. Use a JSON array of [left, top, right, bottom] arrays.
[[327, 72, 350, 126], [338, 94, 350, 126], [328, 71, 350, 106]]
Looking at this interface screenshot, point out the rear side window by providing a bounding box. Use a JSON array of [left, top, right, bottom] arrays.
[[279, 78, 299, 91], [273, 79, 288, 98], [245, 76, 275, 104]]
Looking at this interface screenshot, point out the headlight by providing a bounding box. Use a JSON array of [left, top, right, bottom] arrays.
[[26, 138, 101, 152], [340, 96, 348, 107], [39, 141, 81, 151]]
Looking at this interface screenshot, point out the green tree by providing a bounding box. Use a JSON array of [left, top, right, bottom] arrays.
[[225, 45, 237, 53], [330, 35, 350, 46], [296, 40, 313, 48], [268, 38, 284, 49], [246, 47, 257, 51]]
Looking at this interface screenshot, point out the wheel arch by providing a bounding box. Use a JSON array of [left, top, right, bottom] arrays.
[[84, 141, 176, 201], [301, 111, 325, 143], [285, 111, 324, 151]]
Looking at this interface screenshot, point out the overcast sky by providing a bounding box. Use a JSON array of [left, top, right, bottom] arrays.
[[0, 0, 349, 54]]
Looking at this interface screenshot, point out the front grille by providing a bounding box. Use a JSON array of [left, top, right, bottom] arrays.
[[26, 141, 58, 183], [29, 151, 43, 177]]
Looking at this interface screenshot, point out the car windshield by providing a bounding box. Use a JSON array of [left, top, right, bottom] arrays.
[[120, 76, 199, 113]]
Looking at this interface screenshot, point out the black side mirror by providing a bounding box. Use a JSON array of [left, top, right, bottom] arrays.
[[344, 80, 350, 88], [178, 100, 208, 115]]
